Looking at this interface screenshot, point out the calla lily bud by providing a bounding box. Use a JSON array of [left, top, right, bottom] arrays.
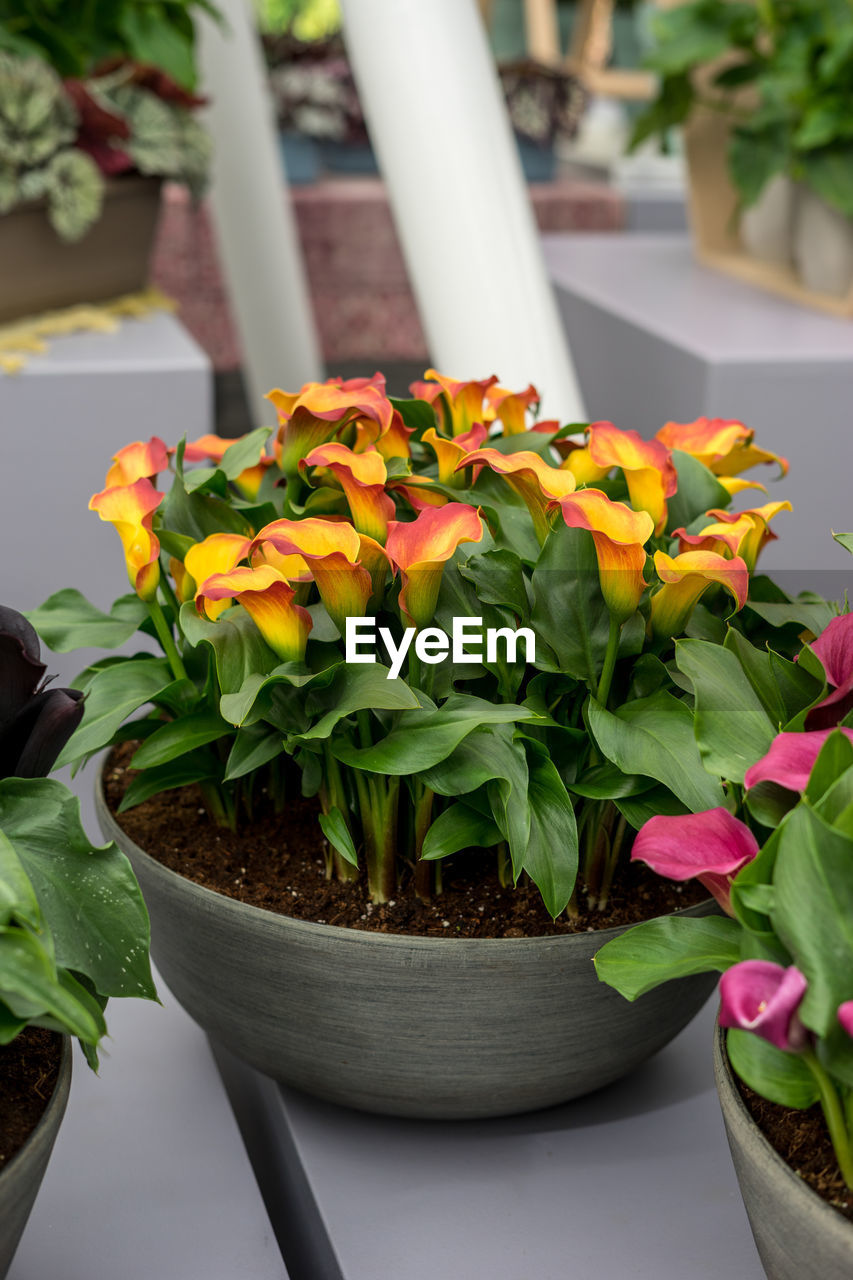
[[719, 961, 810, 1053]]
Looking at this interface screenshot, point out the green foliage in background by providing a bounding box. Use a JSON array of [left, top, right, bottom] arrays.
[[253, 0, 340, 40], [633, 0, 853, 218], [0, 0, 217, 88]]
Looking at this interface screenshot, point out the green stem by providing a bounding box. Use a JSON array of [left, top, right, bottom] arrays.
[[803, 1051, 853, 1191], [323, 745, 358, 883], [412, 783, 434, 900], [598, 814, 627, 911], [147, 597, 188, 683], [157, 564, 183, 634], [596, 614, 621, 707]]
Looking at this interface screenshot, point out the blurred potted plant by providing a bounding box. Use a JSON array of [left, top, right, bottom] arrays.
[[596, 593, 853, 1276], [0, 606, 155, 1279], [499, 57, 587, 180], [0, 1, 213, 323], [29, 373, 806, 1119], [263, 31, 371, 179], [633, 0, 853, 310]]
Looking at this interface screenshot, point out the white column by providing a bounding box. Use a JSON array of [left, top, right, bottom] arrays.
[[337, 0, 585, 422], [197, 0, 323, 425]]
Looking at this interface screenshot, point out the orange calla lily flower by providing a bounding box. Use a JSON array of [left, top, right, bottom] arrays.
[[182, 432, 275, 501], [352, 407, 414, 462], [423, 423, 488, 486], [250, 517, 375, 633], [485, 383, 540, 435], [582, 422, 678, 534], [267, 380, 394, 475], [672, 526, 743, 560], [196, 564, 312, 663], [181, 533, 252, 617], [89, 479, 163, 601], [170, 556, 192, 602], [421, 369, 498, 437], [105, 437, 169, 488], [656, 418, 788, 479], [716, 476, 767, 497], [302, 443, 396, 543], [553, 489, 654, 622], [385, 503, 483, 628], [385, 475, 449, 511], [695, 501, 792, 571], [460, 447, 577, 545], [650, 550, 749, 638]]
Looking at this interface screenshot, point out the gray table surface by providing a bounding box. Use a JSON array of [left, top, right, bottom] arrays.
[[219, 996, 764, 1280], [7, 967, 286, 1280], [544, 233, 853, 584]]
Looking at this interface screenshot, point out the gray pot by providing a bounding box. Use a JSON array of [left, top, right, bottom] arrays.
[[714, 1026, 853, 1279], [0, 1036, 71, 1279], [793, 186, 853, 298], [96, 771, 718, 1119], [739, 175, 796, 266]]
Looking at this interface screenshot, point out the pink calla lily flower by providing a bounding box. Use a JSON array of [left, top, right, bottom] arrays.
[[744, 728, 853, 792], [719, 961, 809, 1052], [838, 1002, 853, 1038], [631, 808, 759, 913], [805, 614, 853, 729]]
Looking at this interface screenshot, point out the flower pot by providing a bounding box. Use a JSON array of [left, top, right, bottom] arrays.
[[0, 1037, 71, 1279], [0, 176, 162, 326], [319, 138, 379, 175], [739, 175, 796, 267], [792, 187, 853, 299], [515, 136, 556, 183], [96, 768, 718, 1120], [713, 1026, 853, 1279], [279, 132, 321, 185]]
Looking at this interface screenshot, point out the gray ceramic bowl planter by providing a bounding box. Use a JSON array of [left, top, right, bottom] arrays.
[[0, 1037, 71, 1279], [96, 768, 718, 1120], [714, 1027, 853, 1279]]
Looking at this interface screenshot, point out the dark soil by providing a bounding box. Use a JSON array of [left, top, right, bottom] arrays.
[[0, 1028, 63, 1169], [104, 742, 706, 938], [739, 1081, 853, 1224]]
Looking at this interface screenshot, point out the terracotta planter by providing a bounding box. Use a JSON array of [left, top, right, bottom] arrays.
[[96, 767, 718, 1120], [0, 176, 162, 326], [0, 1037, 71, 1279], [714, 1026, 853, 1279]]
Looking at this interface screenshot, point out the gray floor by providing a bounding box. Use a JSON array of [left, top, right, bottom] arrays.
[[216, 997, 764, 1280]]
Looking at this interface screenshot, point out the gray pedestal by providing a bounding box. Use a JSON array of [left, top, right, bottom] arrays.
[[544, 233, 853, 585], [216, 998, 764, 1280], [0, 311, 211, 640]]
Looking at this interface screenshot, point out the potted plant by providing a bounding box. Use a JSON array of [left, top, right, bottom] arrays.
[[29, 373, 801, 1118], [0, 605, 156, 1279], [498, 58, 587, 181], [263, 31, 374, 179], [0, 1, 213, 323], [633, 0, 853, 310], [595, 593, 853, 1275]]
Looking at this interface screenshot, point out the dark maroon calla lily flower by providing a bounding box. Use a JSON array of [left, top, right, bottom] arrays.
[[805, 613, 853, 729], [719, 961, 810, 1052], [0, 606, 84, 779]]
